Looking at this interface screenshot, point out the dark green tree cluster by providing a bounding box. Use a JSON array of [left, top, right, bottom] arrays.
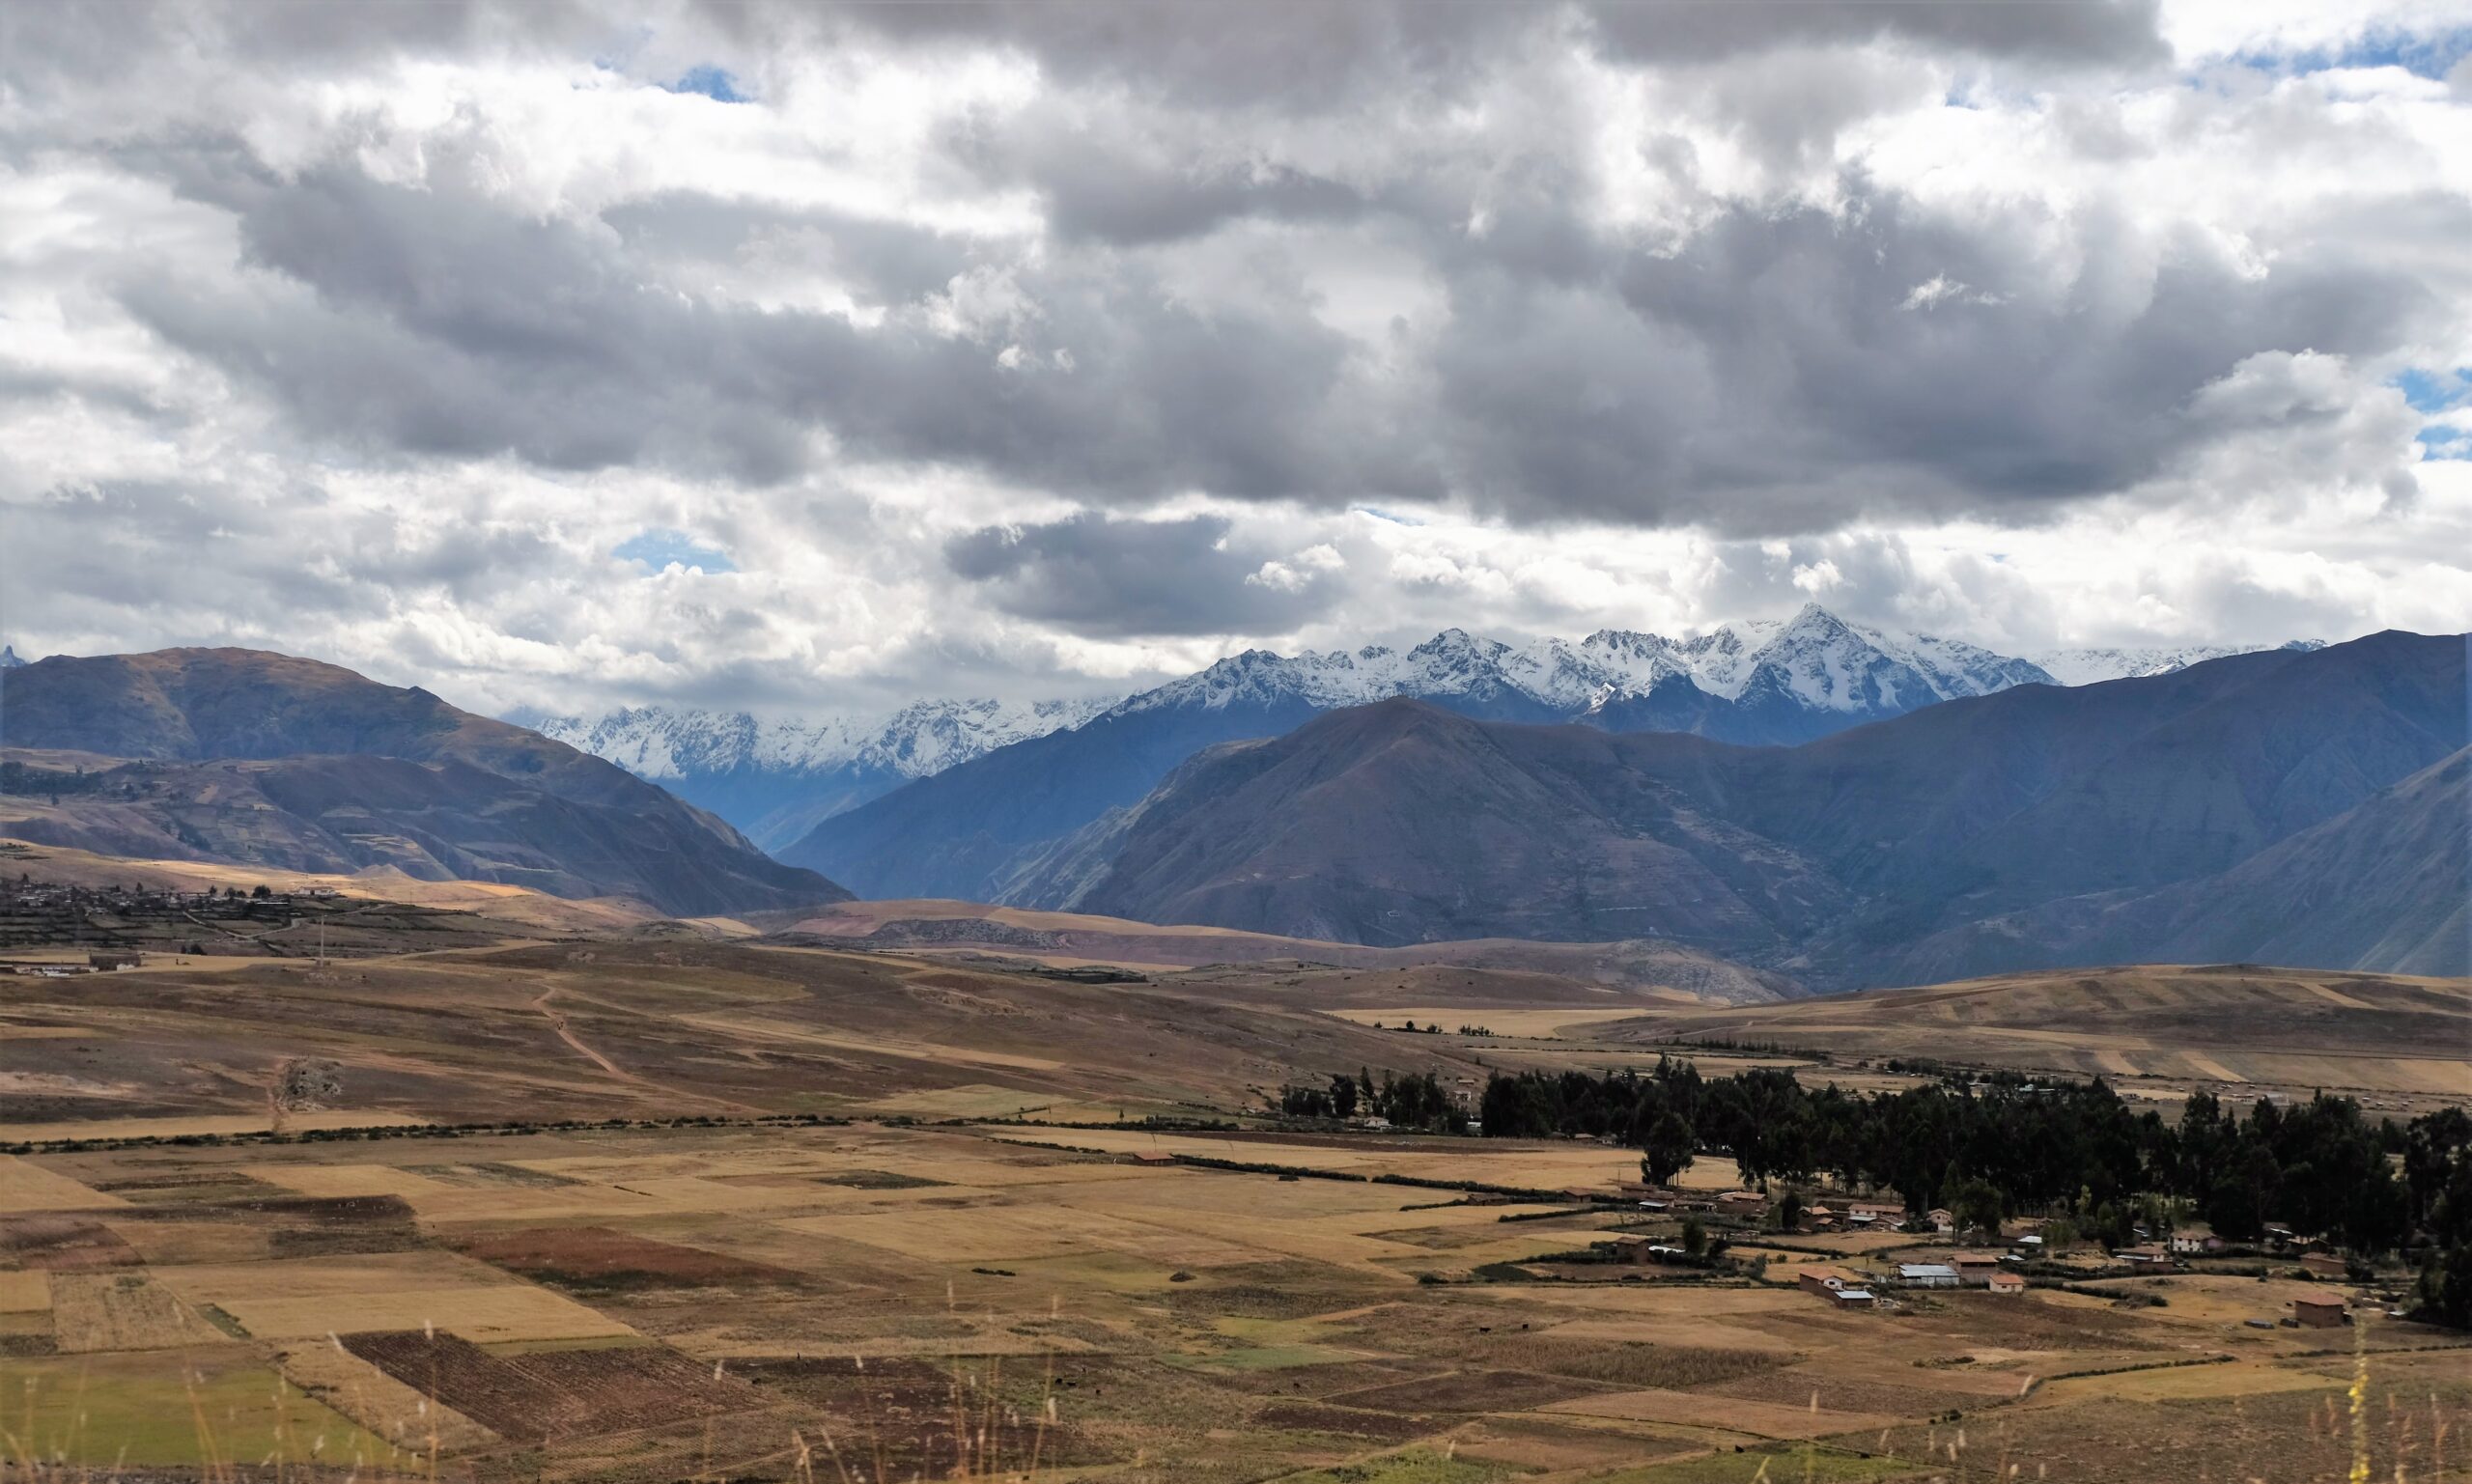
[[2406, 1108, 2472, 1324], [1278, 1067, 1466, 1133], [2176, 1090, 2407, 1251], [1478, 1063, 2470, 1300]]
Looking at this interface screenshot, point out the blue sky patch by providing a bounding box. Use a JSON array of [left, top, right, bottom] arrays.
[[666, 66, 750, 103], [2396, 369, 2471, 413], [2420, 425, 2472, 461], [616, 529, 737, 573], [2228, 25, 2472, 81]]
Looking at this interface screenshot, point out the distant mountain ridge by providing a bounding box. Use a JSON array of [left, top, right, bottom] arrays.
[[1006, 630, 2468, 988], [2030, 639, 2325, 687], [522, 695, 1113, 851], [0, 648, 849, 917], [781, 605, 2318, 902]]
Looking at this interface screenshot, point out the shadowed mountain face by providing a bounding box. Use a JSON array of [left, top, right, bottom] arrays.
[[0, 649, 850, 917], [1008, 631, 2468, 988], [776, 605, 2075, 898], [1903, 746, 2469, 981]]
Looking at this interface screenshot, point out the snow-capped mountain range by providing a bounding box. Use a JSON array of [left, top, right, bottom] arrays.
[[0, 646, 25, 669], [2028, 641, 2325, 688], [530, 695, 1111, 785], [528, 606, 2320, 852], [1121, 605, 2052, 722], [523, 695, 1113, 851]]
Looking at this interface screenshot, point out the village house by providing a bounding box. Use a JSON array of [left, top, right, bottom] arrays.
[[1831, 1286, 1877, 1310], [1897, 1262, 1960, 1289], [1797, 1266, 1860, 1297], [2301, 1252, 2350, 1280], [2170, 1228, 2224, 1256], [1714, 1190, 1767, 1217], [1949, 1251, 2008, 1285], [1926, 1207, 1956, 1235], [1845, 1200, 1904, 1227], [2292, 1295, 2351, 1329], [2112, 1243, 2174, 1266], [1986, 1271, 2028, 1296]]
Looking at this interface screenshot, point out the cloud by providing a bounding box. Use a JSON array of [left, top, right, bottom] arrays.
[[0, 0, 2463, 716], [615, 529, 737, 573], [945, 512, 1347, 637]]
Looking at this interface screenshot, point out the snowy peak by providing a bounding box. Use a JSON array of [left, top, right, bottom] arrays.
[[2030, 639, 2327, 687], [526, 610, 2322, 848], [1106, 605, 2060, 725], [0, 645, 24, 669], [1572, 604, 2049, 714], [527, 694, 1111, 782]]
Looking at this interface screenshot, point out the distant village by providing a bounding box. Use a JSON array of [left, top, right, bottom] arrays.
[[1603, 1180, 2370, 1330], [0, 874, 340, 967]]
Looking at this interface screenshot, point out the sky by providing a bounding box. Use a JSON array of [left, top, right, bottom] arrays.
[[2, 0, 2468, 718]]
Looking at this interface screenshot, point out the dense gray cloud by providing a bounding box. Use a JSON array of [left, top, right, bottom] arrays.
[[946, 512, 1345, 636], [0, 0, 2464, 714], [101, 147, 2442, 535]]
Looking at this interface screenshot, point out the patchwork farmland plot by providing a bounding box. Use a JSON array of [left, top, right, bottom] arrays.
[[2, 938, 2467, 1480]]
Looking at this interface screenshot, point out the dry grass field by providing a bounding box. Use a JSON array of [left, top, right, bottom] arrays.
[[3, 934, 2469, 1480], [4, 1114, 2466, 1481], [1599, 965, 2472, 1115]]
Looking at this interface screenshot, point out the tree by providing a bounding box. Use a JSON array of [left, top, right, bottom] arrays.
[[1642, 1110, 1696, 1187], [1680, 1216, 1708, 1258], [1773, 1188, 1806, 1232], [251, 883, 271, 899], [2205, 1144, 2280, 1243], [1327, 1072, 1360, 1119], [1945, 1175, 2004, 1239], [2419, 1243, 2472, 1328]]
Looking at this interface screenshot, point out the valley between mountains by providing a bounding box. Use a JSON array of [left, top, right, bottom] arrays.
[[2, 629, 2467, 1484]]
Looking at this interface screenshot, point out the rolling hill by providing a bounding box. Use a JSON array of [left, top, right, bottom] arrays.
[[1006, 630, 2467, 986], [0, 649, 850, 917], [1599, 965, 2472, 1102], [775, 897, 1802, 1003]]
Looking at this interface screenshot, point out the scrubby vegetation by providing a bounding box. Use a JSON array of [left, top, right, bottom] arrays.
[[1276, 1068, 1467, 1132]]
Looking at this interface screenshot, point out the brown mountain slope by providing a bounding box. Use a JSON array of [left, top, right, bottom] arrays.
[[777, 897, 1801, 1003], [1071, 699, 1853, 954], [1901, 746, 2468, 981], [1598, 965, 2472, 1103], [1042, 631, 2468, 986], [0, 649, 848, 917]]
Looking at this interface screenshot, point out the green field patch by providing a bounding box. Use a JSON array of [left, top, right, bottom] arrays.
[[1268, 1447, 1510, 1484], [1, 1344, 388, 1468], [1169, 1342, 1368, 1372], [1214, 1314, 1344, 1346]]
